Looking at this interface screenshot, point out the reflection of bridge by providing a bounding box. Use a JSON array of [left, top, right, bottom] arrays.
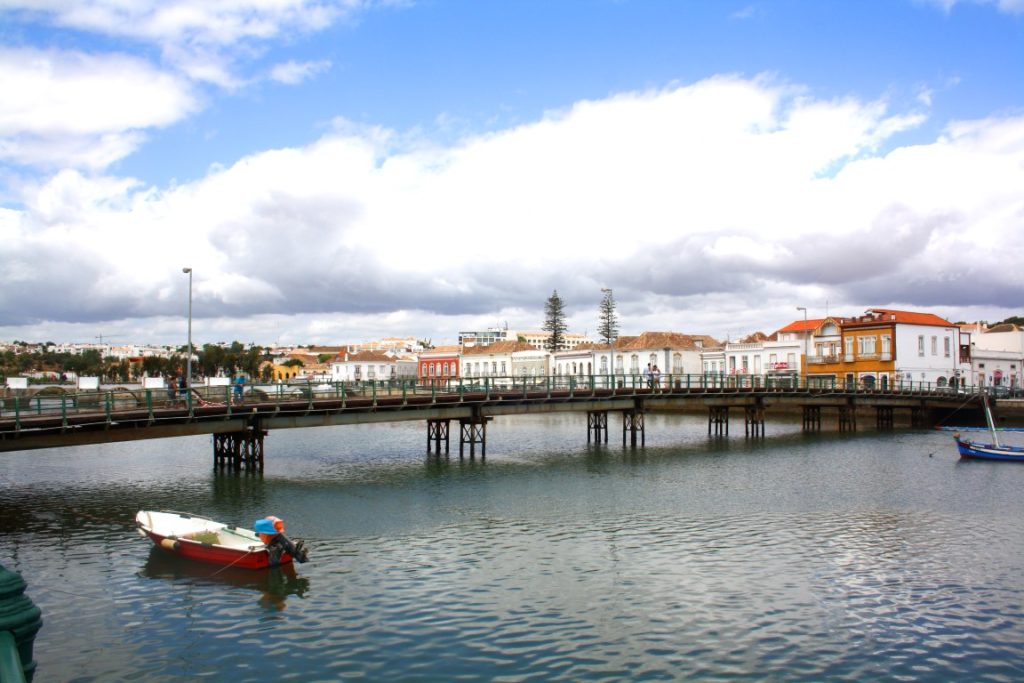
[[0, 376, 989, 465]]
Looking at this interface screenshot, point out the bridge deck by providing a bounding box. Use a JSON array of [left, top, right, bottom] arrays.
[[0, 379, 985, 453]]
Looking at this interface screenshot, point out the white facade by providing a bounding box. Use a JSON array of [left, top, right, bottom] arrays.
[[330, 354, 399, 382], [723, 340, 801, 378], [892, 323, 967, 386], [971, 348, 1021, 388]]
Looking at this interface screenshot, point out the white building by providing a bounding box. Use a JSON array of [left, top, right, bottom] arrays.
[[460, 341, 539, 386], [969, 323, 1023, 389], [330, 351, 399, 383]]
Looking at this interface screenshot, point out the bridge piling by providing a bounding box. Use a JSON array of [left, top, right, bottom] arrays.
[[744, 405, 765, 438], [459, 416, 490, 459], [622, 410, 645, 447], [838, 405, 857, 432], [910, 407, 928, 428], [587, 411, 609, 444], [802, 406, 821, 432], [213, 422, 265, 472], [426, 419, 450, 455], [708, 407, 729, 436], [876, 406, 894, 430]]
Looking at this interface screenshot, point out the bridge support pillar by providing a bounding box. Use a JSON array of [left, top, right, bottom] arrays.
[[213, 425, 265, 472], [459, 416, 490, 459], [744, 405, 765, 438], [708, 406, 729, 436], [426, 419, 450, 455], [622, 410, 645, 447], [910, 407, 928, 428], [876, 406, 894, 430], [802, 406, 821, 432], [838, 405, 857, 432], [587, 411, 608, 443]]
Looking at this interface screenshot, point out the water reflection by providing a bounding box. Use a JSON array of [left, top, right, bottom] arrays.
[[139, 547, 310, 611]]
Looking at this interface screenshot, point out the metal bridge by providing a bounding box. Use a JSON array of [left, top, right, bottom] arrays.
[[0, 375, 989, 465]]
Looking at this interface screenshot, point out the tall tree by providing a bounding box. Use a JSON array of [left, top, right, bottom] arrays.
[[543, 289, 568, 353], [598, 288, 619, 346]]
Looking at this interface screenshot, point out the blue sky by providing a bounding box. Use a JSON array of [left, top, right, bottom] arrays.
[[1, 0, 1023, 346]]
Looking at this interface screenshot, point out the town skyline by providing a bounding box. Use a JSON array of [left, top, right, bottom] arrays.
[[2, 1, 1022, 347]]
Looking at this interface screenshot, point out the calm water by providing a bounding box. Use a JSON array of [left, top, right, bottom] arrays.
[[2, 413, 1024, 682]]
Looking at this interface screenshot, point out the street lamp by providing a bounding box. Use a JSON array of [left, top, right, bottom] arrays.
[[796, 306, 807, 388], [183, 267, 193, 402]]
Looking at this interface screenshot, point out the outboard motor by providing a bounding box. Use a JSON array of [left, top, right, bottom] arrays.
[[254, 517, 310, 565], [270, 533, 309, 563]]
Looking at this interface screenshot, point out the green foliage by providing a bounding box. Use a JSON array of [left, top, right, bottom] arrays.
[[598, 289, 619, 345], [543, 289, 567, 352]]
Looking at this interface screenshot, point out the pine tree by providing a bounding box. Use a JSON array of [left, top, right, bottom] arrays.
[[598, 288, 619, 346], [543, 290, 567, 353]]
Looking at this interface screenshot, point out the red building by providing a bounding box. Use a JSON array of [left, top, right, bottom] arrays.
[[417, 345, 461, 385]]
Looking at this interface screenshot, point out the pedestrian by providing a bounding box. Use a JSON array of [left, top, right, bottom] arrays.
[[178, 375, 187, 405], [233, 375, 245, 405], [652, 365, 661, 391], [167, 375, 177, 406], [643, 363, 652, 388]]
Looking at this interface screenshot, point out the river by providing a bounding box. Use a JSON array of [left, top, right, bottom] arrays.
[[2, 413, 1023, 682]]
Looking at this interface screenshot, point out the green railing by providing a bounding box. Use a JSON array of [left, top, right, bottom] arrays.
[[0, 373, 985, 431]]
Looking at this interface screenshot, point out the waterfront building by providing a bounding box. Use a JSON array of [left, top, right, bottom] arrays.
[[721, 332, 801, 386], [616, 332, 716, 386], [795, 309, 970, 389], [968, 323, 1023, 389], [550, 343, 599, 379], [418, 345, 462, 385], [330, 351, 398, 383], [460, 341, 538, 386]]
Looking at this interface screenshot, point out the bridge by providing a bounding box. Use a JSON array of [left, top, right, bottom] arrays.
[[0, 374, 993, 467]]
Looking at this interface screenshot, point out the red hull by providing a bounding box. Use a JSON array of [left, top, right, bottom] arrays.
[[142, 529, 294, 569]]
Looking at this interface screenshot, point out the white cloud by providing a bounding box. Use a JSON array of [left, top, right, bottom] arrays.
[[2, 1, 373, 87], [0, 48, 197, 169], [2, 75, 1023, 345], [916, 0, 1024, 13], [269, 59, 332, 85]]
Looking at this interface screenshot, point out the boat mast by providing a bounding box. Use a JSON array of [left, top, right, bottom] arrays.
[[983, 390, 1001, 448]]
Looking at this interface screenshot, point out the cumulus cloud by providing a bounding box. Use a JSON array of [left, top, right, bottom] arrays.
[[1, 75, 1022, 344], [0, 48, 197, 169], [2, 1, 371, 87]]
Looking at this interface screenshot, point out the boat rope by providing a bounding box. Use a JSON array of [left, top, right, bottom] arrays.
[[208, 547, 258, 577], [935, 393, 982, 428]]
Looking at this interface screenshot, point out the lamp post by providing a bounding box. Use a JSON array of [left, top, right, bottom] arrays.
[[796, 306, 807, 388], [183, 267, 193, 403]]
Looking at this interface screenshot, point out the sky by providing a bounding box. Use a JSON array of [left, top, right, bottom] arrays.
[[1, 0, 1023, 348]]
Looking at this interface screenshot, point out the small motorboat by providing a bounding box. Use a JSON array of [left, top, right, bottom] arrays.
[[136, 510, 309, 569]]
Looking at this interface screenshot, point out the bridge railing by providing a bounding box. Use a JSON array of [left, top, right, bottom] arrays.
[[0, 373, 982, 431]]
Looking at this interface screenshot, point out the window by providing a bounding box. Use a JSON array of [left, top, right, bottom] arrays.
[[931, 336, 937, 356], [845, 337, 854, 357], [944, 337, 951, 358], [918, 335, 925, 356], [881, 335, 891, 353], [500, 361, 506, 375]]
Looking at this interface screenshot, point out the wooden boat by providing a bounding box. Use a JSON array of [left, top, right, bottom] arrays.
[[136, 510, 309, 569], [953, 391, 1024, 462]]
